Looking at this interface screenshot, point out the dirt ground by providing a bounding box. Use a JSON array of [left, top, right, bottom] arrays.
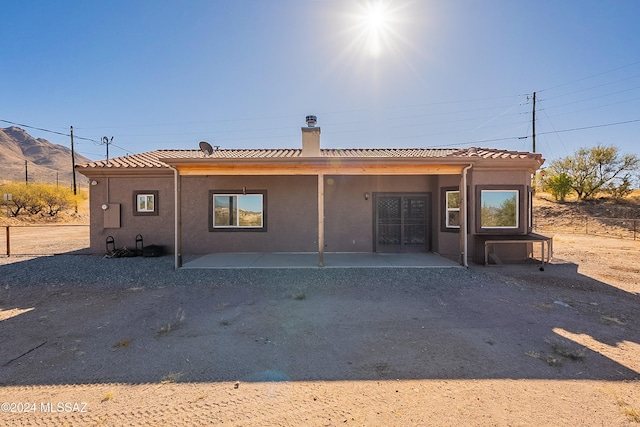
[[1, 192, 640, 426], [0, 231, 638, 426]]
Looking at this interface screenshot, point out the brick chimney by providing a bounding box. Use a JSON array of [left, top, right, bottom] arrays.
[[301, 115, 320, 157]]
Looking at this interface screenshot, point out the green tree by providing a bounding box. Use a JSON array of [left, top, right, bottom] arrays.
[[0, 181, 78, 217], [1, 182, 32, 216], [604, 176, 633, 201], [549, 145, 639, 200], [26, 183, 47, 215], [545, 172, 573, 201], [481, 195, 517, 227], [494, 195, 517, 226], [40, 185, 74, 216]]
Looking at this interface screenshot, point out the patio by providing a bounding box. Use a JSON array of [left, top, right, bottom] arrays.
[[182, 252, 461, 269]]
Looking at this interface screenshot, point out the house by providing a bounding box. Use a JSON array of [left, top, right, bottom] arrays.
[[76, 116, 545, 268]]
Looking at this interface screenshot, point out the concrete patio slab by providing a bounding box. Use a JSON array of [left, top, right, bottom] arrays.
[[182, 252, 461, 269]]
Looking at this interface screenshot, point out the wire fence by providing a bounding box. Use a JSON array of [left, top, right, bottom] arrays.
[[0, 225, 89, 256], [0, 215, 637, 257], [534, 215, 639, 240]]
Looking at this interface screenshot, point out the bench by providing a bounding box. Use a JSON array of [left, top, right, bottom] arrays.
[[478, 233, 553, 270]]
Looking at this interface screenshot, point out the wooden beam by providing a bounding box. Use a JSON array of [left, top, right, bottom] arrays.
[[173, 162, 465, 176]]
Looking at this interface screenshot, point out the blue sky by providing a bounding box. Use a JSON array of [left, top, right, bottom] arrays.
[[2, 0, 639, 166]]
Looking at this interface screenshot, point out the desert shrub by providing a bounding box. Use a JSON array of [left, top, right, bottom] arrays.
[[1, 182, 31, 216], [604, 176, 634, 201], [545, 173, 573, 202], [40, 185, 75, 216], [0, 181, 79, 217]]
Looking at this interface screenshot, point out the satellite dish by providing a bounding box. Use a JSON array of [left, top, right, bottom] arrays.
[[199, 141, 214, 156]]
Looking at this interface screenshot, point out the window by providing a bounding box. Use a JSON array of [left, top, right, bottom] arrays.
[[209, 190, 267, 231], [475, 185, 526, 234], [132, 190, 158, 216], [480, 190, 519, 228], [137, 194, 155, 212], [528, 187, 533, 232], [445, 190, 460, 228], [441, 186, 463, 232]]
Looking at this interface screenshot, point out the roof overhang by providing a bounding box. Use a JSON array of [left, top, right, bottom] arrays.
[[75, 167, 173, 179], [75, 152, 544, 177], [159, 156, 473, 176]]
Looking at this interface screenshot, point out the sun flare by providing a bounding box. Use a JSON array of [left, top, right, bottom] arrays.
[[329, 0, 420, 75], [363, 3, 388, 31], [359, 1, 392, 57]]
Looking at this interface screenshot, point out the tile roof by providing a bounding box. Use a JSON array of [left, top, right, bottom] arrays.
[[77, 147, 542, 170]]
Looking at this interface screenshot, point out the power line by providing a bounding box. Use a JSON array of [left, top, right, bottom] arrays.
[[1, 119, 69, 138], [539, 60, 640, 93], [538, 96, 640, 118], [538, 99, 569, 158], [536, 118, 640, 136], [71, 95, 529, 132], [0, 118, 99, 143], [422, 118, 640, 149], [539, 85, 640, 110], [542, 73, 640, 100]]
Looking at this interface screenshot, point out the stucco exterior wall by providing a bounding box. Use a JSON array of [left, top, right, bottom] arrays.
[[85, 166, 537, 264], [323, 175, 437, 252], [180, 175, 318, 254], [468, 169, 533, 263], [435, 174, 463, 260], [88, 175, 175, 254]]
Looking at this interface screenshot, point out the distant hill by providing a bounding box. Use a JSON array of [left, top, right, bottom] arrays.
[[0, 126, 92, 187]]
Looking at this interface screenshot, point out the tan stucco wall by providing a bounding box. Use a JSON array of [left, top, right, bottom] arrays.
[[181, 174, 440, 254], [85, 167, 538, 264], [88, 176, 175, 254], [435, 174, 463, 260], [468, 169, 534, 263], [324, 175, 438, 252], [180, 175, 318, 254]]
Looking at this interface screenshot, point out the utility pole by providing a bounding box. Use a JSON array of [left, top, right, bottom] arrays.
[[70, 126, 77, 195], [102, 136, 113, 164], [25, 160, 28, 183], [532, 91, 536, 153]]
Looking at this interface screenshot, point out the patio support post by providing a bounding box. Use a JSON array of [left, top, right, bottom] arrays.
[[318, 173, 324, 267], [168, 165, 182, 269], [461, 164, 472, 267]]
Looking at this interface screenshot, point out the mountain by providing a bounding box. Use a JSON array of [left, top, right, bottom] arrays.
[[0, 126, 93, 186]]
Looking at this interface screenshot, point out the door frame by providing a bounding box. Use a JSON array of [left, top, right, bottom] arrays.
[[372, 192, 432, 253]]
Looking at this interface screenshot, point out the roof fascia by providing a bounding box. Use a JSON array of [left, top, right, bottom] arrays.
[[472, 157, 544, 172], [75, 168, 173, 179], [161, 156, 475, 176]]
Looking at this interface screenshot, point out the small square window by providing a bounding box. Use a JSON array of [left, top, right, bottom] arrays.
[[137, 194, 155, 212], [133, 191, 159, 216]]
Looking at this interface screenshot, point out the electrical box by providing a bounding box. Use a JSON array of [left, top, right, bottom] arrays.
[[103, 203, 121, 228]]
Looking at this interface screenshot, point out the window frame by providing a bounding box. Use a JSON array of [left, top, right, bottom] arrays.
[[475, 185, 525, 235], [440, 187, 461, 232], [528, 186, 533, 233], [208, 190, 267, 232], [132, 190, 159, 216]]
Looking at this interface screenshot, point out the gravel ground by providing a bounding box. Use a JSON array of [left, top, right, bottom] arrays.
[[0, 253, 474, 291], [0, 248, 639, 426]]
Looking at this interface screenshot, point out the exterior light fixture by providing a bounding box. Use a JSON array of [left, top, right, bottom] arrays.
[[364, 192, 369, 200]]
